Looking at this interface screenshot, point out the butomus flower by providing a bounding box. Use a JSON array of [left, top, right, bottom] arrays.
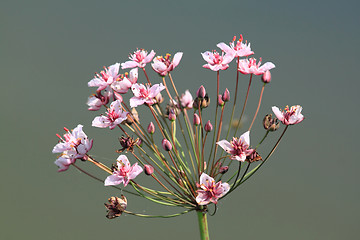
[[129, 83, 165, 108], [121, 49, 156, 69], [272, 105, 304, 125], [151, 52, 183, 76], [196, 173, 230, 205], [217, 131, 253, 162], [104, 155, 143, 187], [92, 100, 128, 129]]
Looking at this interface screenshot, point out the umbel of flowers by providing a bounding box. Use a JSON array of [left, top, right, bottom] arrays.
[[52, 35, 304, 240]]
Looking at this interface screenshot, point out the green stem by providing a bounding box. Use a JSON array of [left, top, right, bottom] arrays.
[[197, 210, 210, 240]]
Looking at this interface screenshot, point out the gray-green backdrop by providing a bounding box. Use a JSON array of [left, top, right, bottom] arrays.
[[1, 0, 359, 239]]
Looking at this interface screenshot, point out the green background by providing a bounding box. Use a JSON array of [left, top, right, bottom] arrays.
[[1, 0, 359, 239]]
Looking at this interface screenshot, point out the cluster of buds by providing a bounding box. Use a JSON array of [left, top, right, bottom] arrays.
[[52, 34, 304, 222]]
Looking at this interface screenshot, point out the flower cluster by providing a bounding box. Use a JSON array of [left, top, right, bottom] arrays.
[[52, 34, 304, 239]]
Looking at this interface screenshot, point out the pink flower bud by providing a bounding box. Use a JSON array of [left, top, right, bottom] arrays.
[[147, 122, 155, 134], [193, 113, 200, 126], [144, 165, 154, 175], [218, 95, 224, 106], [196, 85, 206, 98], [168, 110, 176, 121], [204, 120, 213, 132], [162, 139, 172, 151], [262, 70, 271, 83], [222, 88, 230, 102]]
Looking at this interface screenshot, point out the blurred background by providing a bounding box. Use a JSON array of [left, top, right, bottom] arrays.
[[1, 0, 359, 239]]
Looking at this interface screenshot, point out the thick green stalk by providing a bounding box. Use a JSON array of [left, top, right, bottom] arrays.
[[197, 210, 210, 240]]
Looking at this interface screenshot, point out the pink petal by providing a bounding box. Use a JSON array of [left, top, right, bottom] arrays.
[[199, 173, 215, 187], [216, 42, 233, 54], [272, 106, 284, 122], [239, 131, 250, 146], [216, 140, 232, 152], [172, 52, 183, 68], [129, 97, 146, 108], [104, 174, 124, 186], [117, 155, 130, 168], [121, 61, 139, 69], [128, 163, 143, 180], [144, 50, 156, 64]]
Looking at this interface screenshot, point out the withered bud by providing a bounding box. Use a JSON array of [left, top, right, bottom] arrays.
[[147, 122, 155, 134], [196, 85, 206, 98], [222, 88, 230, 102], [104, 195, 127, 219], [193, 113, 200, 126], [218, 95, 224, 106], [262, 70, 271, 84], [144, 165, 154, 175], [219, 166, 229, 174], [162, 139, 172, 151], [165, 101, 181, 116], [193, 94, 210, 109], [204, 120, 213, 132], [117, 136, 138, 153], [263, 114, 280, 131], [246, 150, 263, 163]]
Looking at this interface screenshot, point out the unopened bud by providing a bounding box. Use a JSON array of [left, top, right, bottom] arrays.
[[193, 113, 200, 126], [168, 110, 176, 121], [196, 85, 206, 98], [262, 70, 271, 83], [155, 93, 164, 104], [147, 122, 155, 134], [222, 88, 230, 102], [136, 138, 143, 147], [263, 114, 280, 131], [218, 95, 224, 106], [204, 120, 213, 132], [162, 139, 172, 151], [144, 165, 154, 175], [219, 166, 229, 174]]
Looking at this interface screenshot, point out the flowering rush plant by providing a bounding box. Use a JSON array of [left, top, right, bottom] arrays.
[[52, 34, 304, 240]]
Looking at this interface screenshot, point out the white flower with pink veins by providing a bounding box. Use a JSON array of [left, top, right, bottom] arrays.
[[217, 131, 253, 162], [104, 155, 143, 187], [201, 50, 234, 71], [272, 105, 304, 125], [151, 52, 183, 76], [196, 173, 230, 205], [129, 83, 165, 108], [217, 35, 254, 58], [92, 100, 128, 130], [121, 49, 156, 69], [52, 124, 93, 159], [88, 63, 121, 91], [238, 57, 275, 75]]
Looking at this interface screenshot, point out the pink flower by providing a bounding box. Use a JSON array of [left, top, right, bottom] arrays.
[[121, 49, 156, 69], [92, 100, 129, 129], [52, 124, 93, 159], [111, 68, 138, 94], [180, 90, 193, 109], [217, 131, 253, 162], [129, 83, 165, 108], [238, 57, 275, 75], [88, 63, 121, 91], [151, 52, 183, 76], [201, 50, 234, 71], [272, 105, 304, 125], [196, 173, 230, 205], [104, 155, 143, 187], [217, 35, 254, 58], [87, 90, 112, 111]]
